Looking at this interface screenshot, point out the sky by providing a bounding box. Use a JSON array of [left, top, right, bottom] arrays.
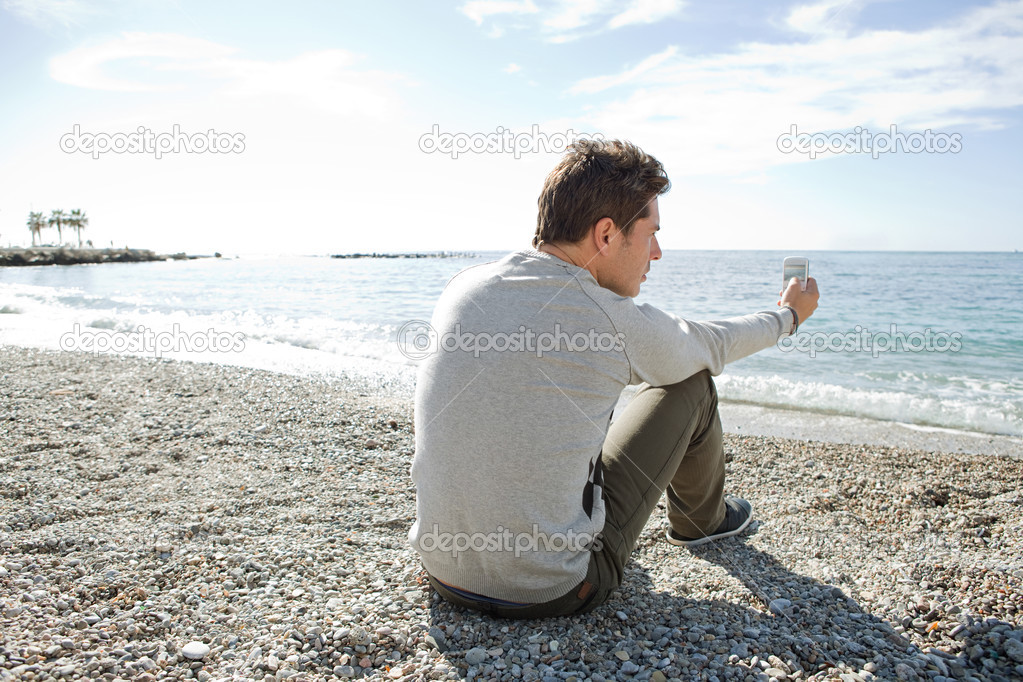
[[0, 0, 1021, 254]]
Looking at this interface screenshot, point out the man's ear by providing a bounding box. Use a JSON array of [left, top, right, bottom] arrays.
[[590, 217, 618, 254]]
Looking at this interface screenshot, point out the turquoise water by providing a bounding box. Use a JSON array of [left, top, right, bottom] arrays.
[[1, 250, 1021, 437]]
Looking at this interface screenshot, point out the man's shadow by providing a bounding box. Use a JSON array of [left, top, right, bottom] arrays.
[[422, 536, 974, 680]]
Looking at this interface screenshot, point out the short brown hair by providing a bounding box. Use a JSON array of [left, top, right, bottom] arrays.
[[533, 139, 670, 248]]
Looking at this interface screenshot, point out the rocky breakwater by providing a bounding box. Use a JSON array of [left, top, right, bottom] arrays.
[[0, 248, 210, 267]]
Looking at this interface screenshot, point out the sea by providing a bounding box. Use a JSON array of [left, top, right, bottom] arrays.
[[1, 250, 1021, 449]]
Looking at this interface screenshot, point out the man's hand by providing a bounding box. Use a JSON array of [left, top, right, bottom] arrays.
[[779, 277, 819, 327]]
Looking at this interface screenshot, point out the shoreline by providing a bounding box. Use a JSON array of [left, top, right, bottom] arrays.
[[719, 402, 1022, 459], [1, 330, 1019, 457], [1, 346, 1022, 681]]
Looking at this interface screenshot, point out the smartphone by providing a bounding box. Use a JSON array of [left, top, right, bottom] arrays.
[[783, 256, 809, 292]]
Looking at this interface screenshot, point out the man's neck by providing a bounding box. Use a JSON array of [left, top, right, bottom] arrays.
[[538, 242, 584, 269]]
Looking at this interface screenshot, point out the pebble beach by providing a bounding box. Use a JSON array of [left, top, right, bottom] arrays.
[[1, 346, 1022, 682]]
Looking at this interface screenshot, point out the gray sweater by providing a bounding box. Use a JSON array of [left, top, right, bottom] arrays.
[[409, 249, 794, 602]]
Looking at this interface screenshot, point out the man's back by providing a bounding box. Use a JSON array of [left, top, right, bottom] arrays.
[[410, 249, 625, 602]]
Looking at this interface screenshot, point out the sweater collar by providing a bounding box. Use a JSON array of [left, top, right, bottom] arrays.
[[517, 248, 599, 285]]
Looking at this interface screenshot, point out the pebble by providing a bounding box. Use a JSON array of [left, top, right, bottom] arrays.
[[1, 347, 1022, 682], [348, 625, 370, 646], [181, 641, 210, 660]]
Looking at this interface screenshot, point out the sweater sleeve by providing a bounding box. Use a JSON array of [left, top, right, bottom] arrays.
[[614, 302, 794, 387]]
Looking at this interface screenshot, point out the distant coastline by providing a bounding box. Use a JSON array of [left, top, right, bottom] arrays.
[[0, 247, 217, 267]]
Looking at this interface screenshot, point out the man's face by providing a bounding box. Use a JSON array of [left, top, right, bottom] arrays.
[[600, 198, 662, 298]]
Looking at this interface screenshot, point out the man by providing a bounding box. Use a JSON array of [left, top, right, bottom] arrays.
[[409, 139, 819, 618]]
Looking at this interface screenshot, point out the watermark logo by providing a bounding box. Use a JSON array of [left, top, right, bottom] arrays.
[[777, 124, 962, 160], [60, 124, 246, 160], [777, 324, 963, 358], [415, 524, 602, 558], [59, 323, 245, 358], [418, 124, 604, 159], [396, 320, 626, 361]]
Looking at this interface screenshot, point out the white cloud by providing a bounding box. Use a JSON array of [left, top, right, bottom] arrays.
[[460, 0, 538, 25], [504, 62, 522, 73], [542, 0, 603, 31], [48, 32, 409, 119], [568, 0, 1023, 176], [462, 0, 682, 41], [50, 33, 237, 92], [607, 0, 684, 30], [785, 0, 865, 35], [570, 46, 678, 94], [2, 0, 97, 27]]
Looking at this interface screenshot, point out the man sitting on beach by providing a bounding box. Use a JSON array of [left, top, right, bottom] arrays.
[[408, 139, 820, 618]]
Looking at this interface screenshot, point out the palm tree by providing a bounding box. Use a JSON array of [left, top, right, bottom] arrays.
[[27, 212, 45, 246], [48, 209, 68, 245], [68, 209, 89, 247]]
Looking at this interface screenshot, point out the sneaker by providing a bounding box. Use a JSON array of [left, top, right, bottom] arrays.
[[665, 497, 753, 547]]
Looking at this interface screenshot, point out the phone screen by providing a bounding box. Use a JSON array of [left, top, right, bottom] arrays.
[[783, 259, 809, 290], [784, 263, 807, 283]]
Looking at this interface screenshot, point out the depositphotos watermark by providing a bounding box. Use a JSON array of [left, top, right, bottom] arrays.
[[397, 321, 626, 361], [777, 124, 962, 160], [60, 124, 246, 160], [415, 524, 602, 558], [778, 325, 963, 358], [59, 323, 246, 358], [418, 124, 604, 159]]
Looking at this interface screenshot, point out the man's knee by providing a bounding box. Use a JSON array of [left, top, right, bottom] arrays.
[[661, 371, 720, 438]]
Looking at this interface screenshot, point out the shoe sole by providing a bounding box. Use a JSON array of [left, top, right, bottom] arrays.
[[664, 505, 753, 548]]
